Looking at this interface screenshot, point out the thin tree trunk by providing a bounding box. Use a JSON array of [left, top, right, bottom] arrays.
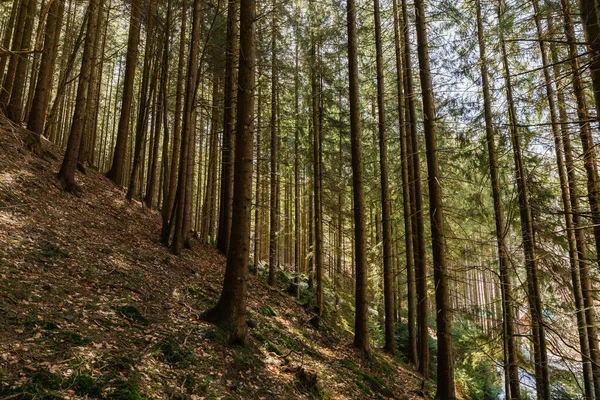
[[392, 0, 417, 365], [373, 0, 394, 354], [498, 0, 549, 397], [561, 0, 600, 394], [475, 0, 520, 396], [347, 0, 369, 353], [27, 0, 65, 141], [57, 0, 102, 193], [5, 0, 38, 122], [106, 0, 141, 186], [401, 0, 429, 376], [268, 0, 280, 287], [171, 0, 202, 255], [217, 0, 238, 255], [412, 0, 455, 393]]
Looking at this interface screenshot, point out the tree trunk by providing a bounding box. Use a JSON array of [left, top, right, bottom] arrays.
[[560, 0, 600, 394], [217, 0, 238, 255], [106, 0, 141, 186], [27, 0, 65, 140], [401, 0, 429, 376], [373, 0, 394, 354], [57, 0, 102, 193], [413, 0, 455, 394], [171, 0, 202, 255], [0, 0, 20, 85], [5, 0, 38, 122], [268, 0, 279, 287], [392, 0, 417, 365], [253, 75, 262, 273], [347, 0, 369, 353], [475, 0, 520, 396], [499, 0, 549, 396], [202, 0, 255, 344]]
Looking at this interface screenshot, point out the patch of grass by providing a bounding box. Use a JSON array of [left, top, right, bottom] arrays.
[[110, 377, 147, 400], [67, 374, 102, 397], [260, 305, 277, 317], [40, 242, 69, 259], [115, 305, 148, 325], [29, 368, 61, 390], [254, 333, 283, 356], [105, 353, 135, 372], [155, 337, 195, 367], [280, 334, 299, 351], [42, 321, 58, 331], [339, 358, 393, 398], [55, 330, 92, 346], [232, 347, 263, 371]]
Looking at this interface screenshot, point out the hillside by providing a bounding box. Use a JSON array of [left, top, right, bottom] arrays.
[[0, 118, 427, 399]]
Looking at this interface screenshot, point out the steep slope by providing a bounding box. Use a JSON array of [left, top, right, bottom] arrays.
[[0, 117, 426, 399]]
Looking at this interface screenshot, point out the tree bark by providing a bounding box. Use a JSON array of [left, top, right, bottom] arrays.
[[268, 0, 279, 287], [27, 0, 65, 140], [5, 0, 38, 122], [373, 0, 394, 355], [106, 0, 141, 186], [475, 0, 520, 396], [202, 0, 255, 344], [216, 0, 238, 255], [56, 0, 102, 193], [347, 0, 369, 353], [412, 0, 455, 394]]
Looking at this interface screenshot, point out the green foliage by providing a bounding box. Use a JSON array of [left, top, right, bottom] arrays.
[[452, 322, 502, 400], [394, 322, 436, 367]]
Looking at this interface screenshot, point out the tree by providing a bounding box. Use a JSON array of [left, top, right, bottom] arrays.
[[475, 0, 520, 396], [216, 0, 238, 256], [373, 0, 394, 354], [268, 0, 279, 287], [392, 0, 417, 365], [171, 0, 202, 255], [5, 0, 38, 122], [106, 0, 141, 186], [57, 0, 102, 193], [27, 0, 66, 142], [203, 0, 256, 344], [412, 0, 455, 392], [498, 0, 550, 396], [347, 0, 369, 353]]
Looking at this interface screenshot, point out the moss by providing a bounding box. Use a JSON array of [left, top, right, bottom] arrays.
[[110, 378, 147, 400], [254, 333, 283, 356], [155, 337, 195, 367], [42, 321, 58, 331], [40, 242, 69, 259], [55, 330, 92, 346], [115, 305, 148, 325], [260, 305, 277, 317], [68, 374, 102, 397]]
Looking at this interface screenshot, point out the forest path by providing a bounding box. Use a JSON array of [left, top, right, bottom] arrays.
[[0, 117, 425, 399]]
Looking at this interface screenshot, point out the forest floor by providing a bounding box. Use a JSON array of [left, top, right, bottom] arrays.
[[0, 116, 427, 399]]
